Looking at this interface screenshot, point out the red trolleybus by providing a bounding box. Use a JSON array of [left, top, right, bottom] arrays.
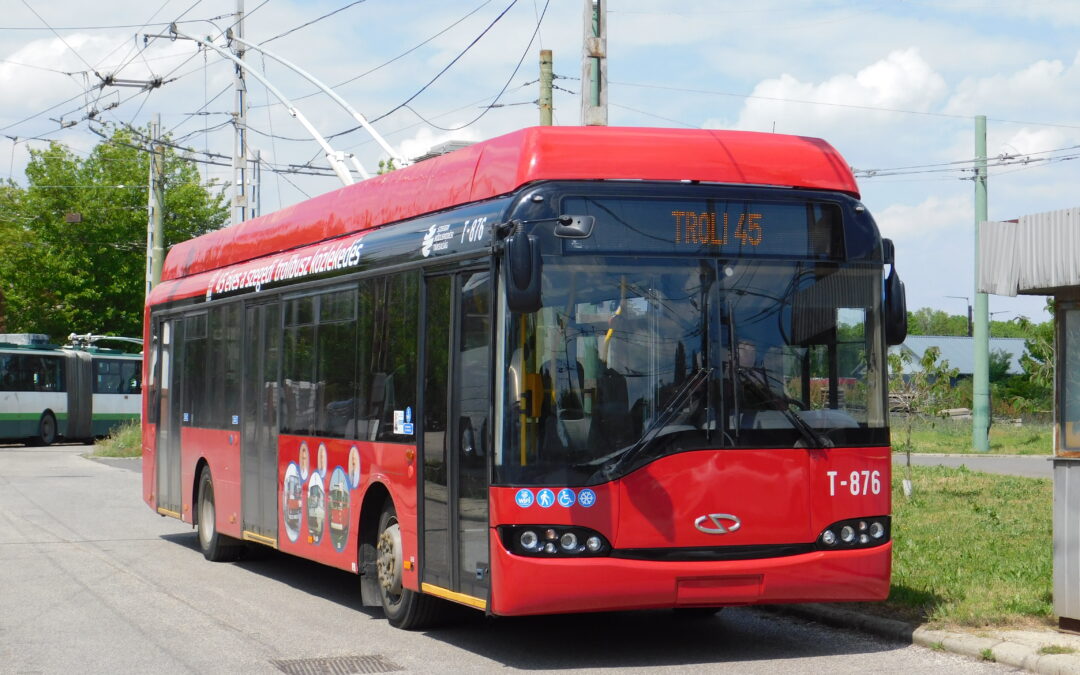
[[142, 126, 908, 628]]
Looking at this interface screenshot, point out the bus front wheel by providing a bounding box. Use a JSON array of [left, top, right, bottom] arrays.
[[28, 412, 57, 446], [196, 466, 243, 562], [376, 502, 442, 629]]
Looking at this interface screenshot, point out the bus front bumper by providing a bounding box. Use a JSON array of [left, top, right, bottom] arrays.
[[487, 536, 891, 616]]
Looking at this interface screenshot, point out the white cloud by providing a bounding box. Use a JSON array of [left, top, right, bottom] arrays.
[[730, 49, 947, 136], [875, 194, 970, 242], [395, 126, 482, 162], [943, 53, 1080, 117]]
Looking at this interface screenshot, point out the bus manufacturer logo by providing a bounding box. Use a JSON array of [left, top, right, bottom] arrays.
[[694, 513, 741, 535]]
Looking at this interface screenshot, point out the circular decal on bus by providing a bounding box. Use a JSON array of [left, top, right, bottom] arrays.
[[348, 446, 361, 489], [557, 488, 576, 508], [577, 489, 597, 508], [514, 489, 534, 508], [317, 442, 328, 477], [298, 441, 311, 481], [537, 489, 556, 508], [307, 471, 326, 545], [328, 467, 350, 552], [282, 462, 302, 543]]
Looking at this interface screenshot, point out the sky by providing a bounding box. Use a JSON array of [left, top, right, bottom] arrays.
[[1, 0, 1077, 323]]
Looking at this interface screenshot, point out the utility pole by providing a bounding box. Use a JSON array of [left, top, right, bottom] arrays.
[[145, 113, 164, 297], [232, 0, 250, 226], [581, 0, 607, 126], [973, 114, 990, 452], [539, 49, 553, 126], [251, 149, 261, 218]]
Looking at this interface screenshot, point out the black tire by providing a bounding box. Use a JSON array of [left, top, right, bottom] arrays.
[[196, 466, 243, 562], [27, 412, 57, 446], [376, 502, 443, 629]]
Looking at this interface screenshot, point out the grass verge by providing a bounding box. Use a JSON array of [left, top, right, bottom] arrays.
[[849, 464, 1052, 628], [893, 417, 1052, 455], [91, 419, 142, 458]]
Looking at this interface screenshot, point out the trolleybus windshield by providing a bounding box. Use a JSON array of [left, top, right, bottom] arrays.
[[498, 189, 888, 487]]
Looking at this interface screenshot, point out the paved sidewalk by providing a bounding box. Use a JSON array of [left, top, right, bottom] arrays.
[[769, 604, 1080, 674]]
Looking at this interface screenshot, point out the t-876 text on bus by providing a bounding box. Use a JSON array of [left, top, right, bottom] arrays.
[[142, 126, 907, 629]]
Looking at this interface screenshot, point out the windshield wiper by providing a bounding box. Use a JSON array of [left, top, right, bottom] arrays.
[[738, 368, 832, 449], [593, 366, 712, 481]]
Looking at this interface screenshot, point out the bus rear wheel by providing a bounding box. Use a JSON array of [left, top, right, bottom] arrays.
[[376, 502, 443, 629], [28, 412, 57, 446], [196, 466, 243, 562]]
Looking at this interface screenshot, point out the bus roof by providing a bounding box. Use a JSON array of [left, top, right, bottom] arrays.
[[162, 126, 859, 282]]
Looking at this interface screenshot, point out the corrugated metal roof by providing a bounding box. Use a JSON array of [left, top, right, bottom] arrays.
[[979, 206, 1080, 295], [888, 335, 1027, 375]]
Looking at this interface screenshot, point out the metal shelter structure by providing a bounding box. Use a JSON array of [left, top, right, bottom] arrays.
[[978, 205, 1080, 631]]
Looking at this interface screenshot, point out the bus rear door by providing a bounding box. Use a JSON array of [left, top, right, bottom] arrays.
[[155, 317, 183, 517], [242, 303, 281, 544]]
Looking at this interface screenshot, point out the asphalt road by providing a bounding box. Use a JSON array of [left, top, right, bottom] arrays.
[[0, 444, 1009, 674], [893, 452, 1052, 479]]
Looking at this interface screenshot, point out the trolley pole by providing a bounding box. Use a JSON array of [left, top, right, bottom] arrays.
[[232, 0, 250, 226], [973, 114, 990, 452], [581, 0, 607, 126], [539, 49, 553, 126]]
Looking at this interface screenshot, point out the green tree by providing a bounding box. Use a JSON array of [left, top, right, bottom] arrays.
[[907, 307, 968, 336], [0, 125, 227, 339], [988, 348, 1012, 383]]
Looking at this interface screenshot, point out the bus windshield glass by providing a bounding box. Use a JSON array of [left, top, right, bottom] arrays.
[[498, 254, 887, 487]]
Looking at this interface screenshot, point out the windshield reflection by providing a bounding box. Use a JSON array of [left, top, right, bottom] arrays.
[[497, 257, 886, 487]]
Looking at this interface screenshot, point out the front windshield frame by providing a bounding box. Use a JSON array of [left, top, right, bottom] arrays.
[[493, 185, 889, 488]]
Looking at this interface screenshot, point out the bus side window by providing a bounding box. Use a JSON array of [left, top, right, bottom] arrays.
[[0, 355, 12, 390]]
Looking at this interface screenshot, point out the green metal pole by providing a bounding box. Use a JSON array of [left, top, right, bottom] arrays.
[[973, 115, 990, 452]]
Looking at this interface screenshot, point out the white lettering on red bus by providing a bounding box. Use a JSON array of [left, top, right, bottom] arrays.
[[206, 237, 364, 300]]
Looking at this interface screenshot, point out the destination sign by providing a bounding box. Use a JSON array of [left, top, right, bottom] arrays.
[[559, 196, 843, 260], [672, 210, 763, 247]]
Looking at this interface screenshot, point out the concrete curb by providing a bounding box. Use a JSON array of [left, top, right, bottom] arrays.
[[763, 604, 1080, 674]]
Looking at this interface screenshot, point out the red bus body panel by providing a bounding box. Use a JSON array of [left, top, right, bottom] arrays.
[[159, 127, 859, 291], [274, 435, 417, 575], [489, 447, 889, 615]]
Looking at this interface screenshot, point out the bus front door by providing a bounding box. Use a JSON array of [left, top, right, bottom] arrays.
[[421, 270, 492, 608], [242, 303, 281, 544]]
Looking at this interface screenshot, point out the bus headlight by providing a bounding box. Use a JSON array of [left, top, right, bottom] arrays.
[[817, 517, 890, 550], [501, 525, 610, 557], [519, 530, 540, 551]]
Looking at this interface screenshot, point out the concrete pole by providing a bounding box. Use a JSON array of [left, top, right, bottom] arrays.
[[539, 50, 553, 126], [232, 0, 249, 226], [151, 120, 165, 290], [145, 113, 158, 298], [145, 113, 165, 296], [973, 114, 990, 452], [581, 0, 607, 126]]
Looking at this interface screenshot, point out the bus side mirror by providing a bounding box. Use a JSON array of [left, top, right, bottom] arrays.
[[884, 267, 907, 346], [503, 222, 542, 313]]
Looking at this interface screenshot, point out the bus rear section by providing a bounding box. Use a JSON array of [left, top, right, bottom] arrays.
[[0, 340, 68, 445]]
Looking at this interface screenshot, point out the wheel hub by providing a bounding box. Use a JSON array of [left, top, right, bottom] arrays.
[[376, 523, 403, 596]]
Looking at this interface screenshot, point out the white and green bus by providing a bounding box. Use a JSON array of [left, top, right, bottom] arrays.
[[0, 334, 142, 445]]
